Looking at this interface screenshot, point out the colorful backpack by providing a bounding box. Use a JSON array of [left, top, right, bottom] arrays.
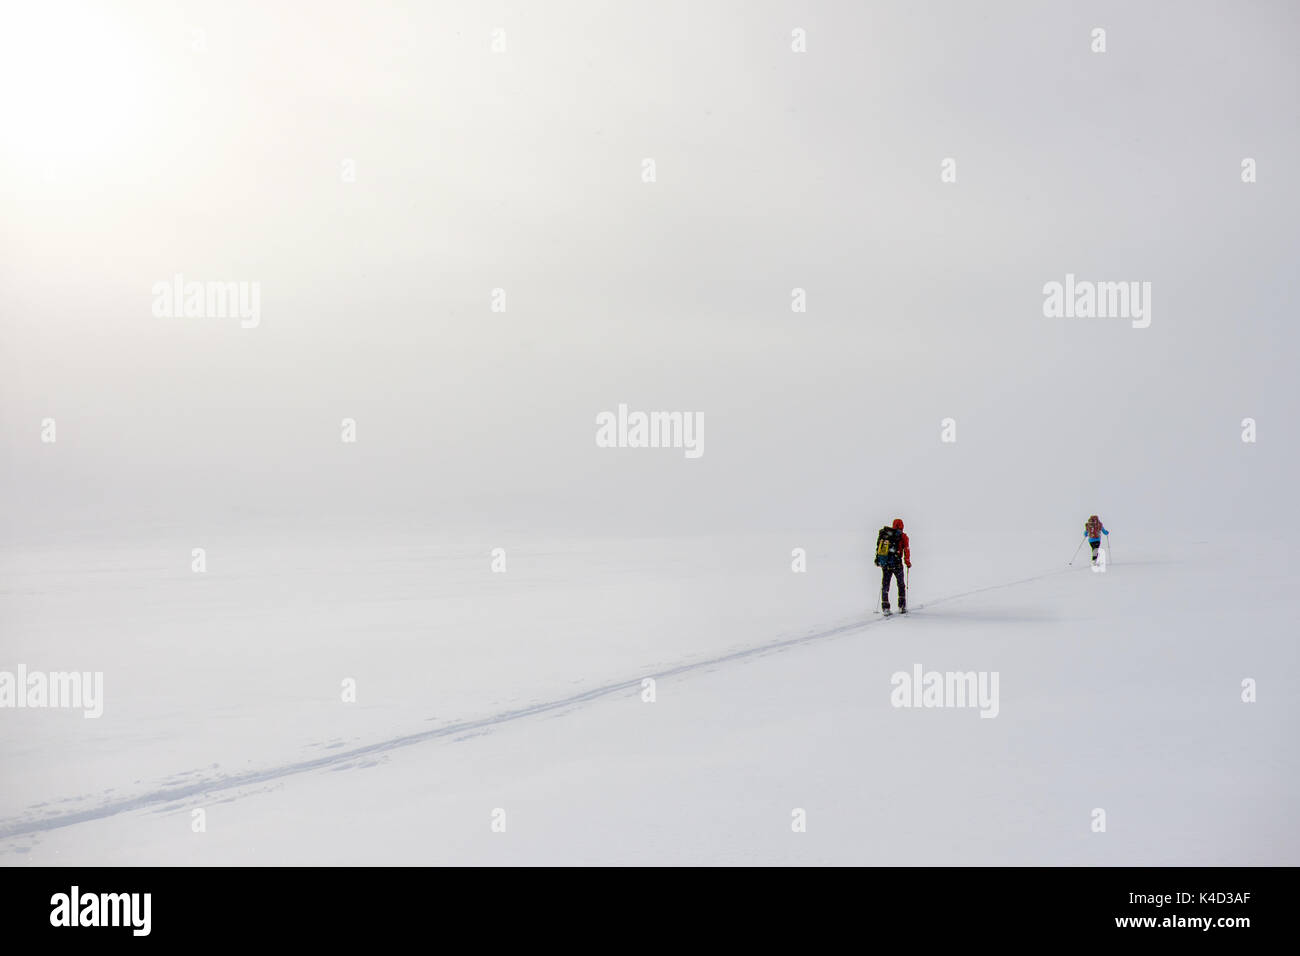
[[1085, 515, 1102, 539], [875, 526, 902, 567]]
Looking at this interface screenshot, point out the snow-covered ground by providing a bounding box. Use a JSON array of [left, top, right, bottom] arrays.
[[3, 530, 1295, 865], [2, 0, 1297, 869]]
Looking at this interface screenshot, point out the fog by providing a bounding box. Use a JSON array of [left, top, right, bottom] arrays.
[[2, 0, 1296, 544]]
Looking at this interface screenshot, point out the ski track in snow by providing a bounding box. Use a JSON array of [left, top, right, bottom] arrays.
[[0, 564, 1074, 841]]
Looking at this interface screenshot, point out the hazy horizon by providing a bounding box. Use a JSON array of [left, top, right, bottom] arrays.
[[2, 0, 1296, 543]]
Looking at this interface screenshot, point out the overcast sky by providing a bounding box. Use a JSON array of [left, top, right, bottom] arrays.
[[1, 0, 1296, 544]]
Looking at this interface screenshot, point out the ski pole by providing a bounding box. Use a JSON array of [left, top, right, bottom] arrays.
[[1068, 536, 1085, 565]]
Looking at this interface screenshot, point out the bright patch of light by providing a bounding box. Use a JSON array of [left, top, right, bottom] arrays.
[[0, 4, 150, 172]]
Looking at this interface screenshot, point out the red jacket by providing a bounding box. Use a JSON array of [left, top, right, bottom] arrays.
[[890, 519, 912, 567]]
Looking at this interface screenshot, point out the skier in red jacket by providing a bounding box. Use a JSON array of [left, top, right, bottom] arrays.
[[875, 518, 912, 614], [1084, 515, 1108, 564]]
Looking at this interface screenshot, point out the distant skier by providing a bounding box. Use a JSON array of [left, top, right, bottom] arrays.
[[874, 518, 911, 614], [1084, 514, 1108, 564]]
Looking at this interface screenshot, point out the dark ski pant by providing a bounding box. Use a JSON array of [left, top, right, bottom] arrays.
[[1089, 538, 1101, 561], [881, 565, 906, 610]]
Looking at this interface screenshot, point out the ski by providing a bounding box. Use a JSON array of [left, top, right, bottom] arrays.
[[880, 604, 923, 617]]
